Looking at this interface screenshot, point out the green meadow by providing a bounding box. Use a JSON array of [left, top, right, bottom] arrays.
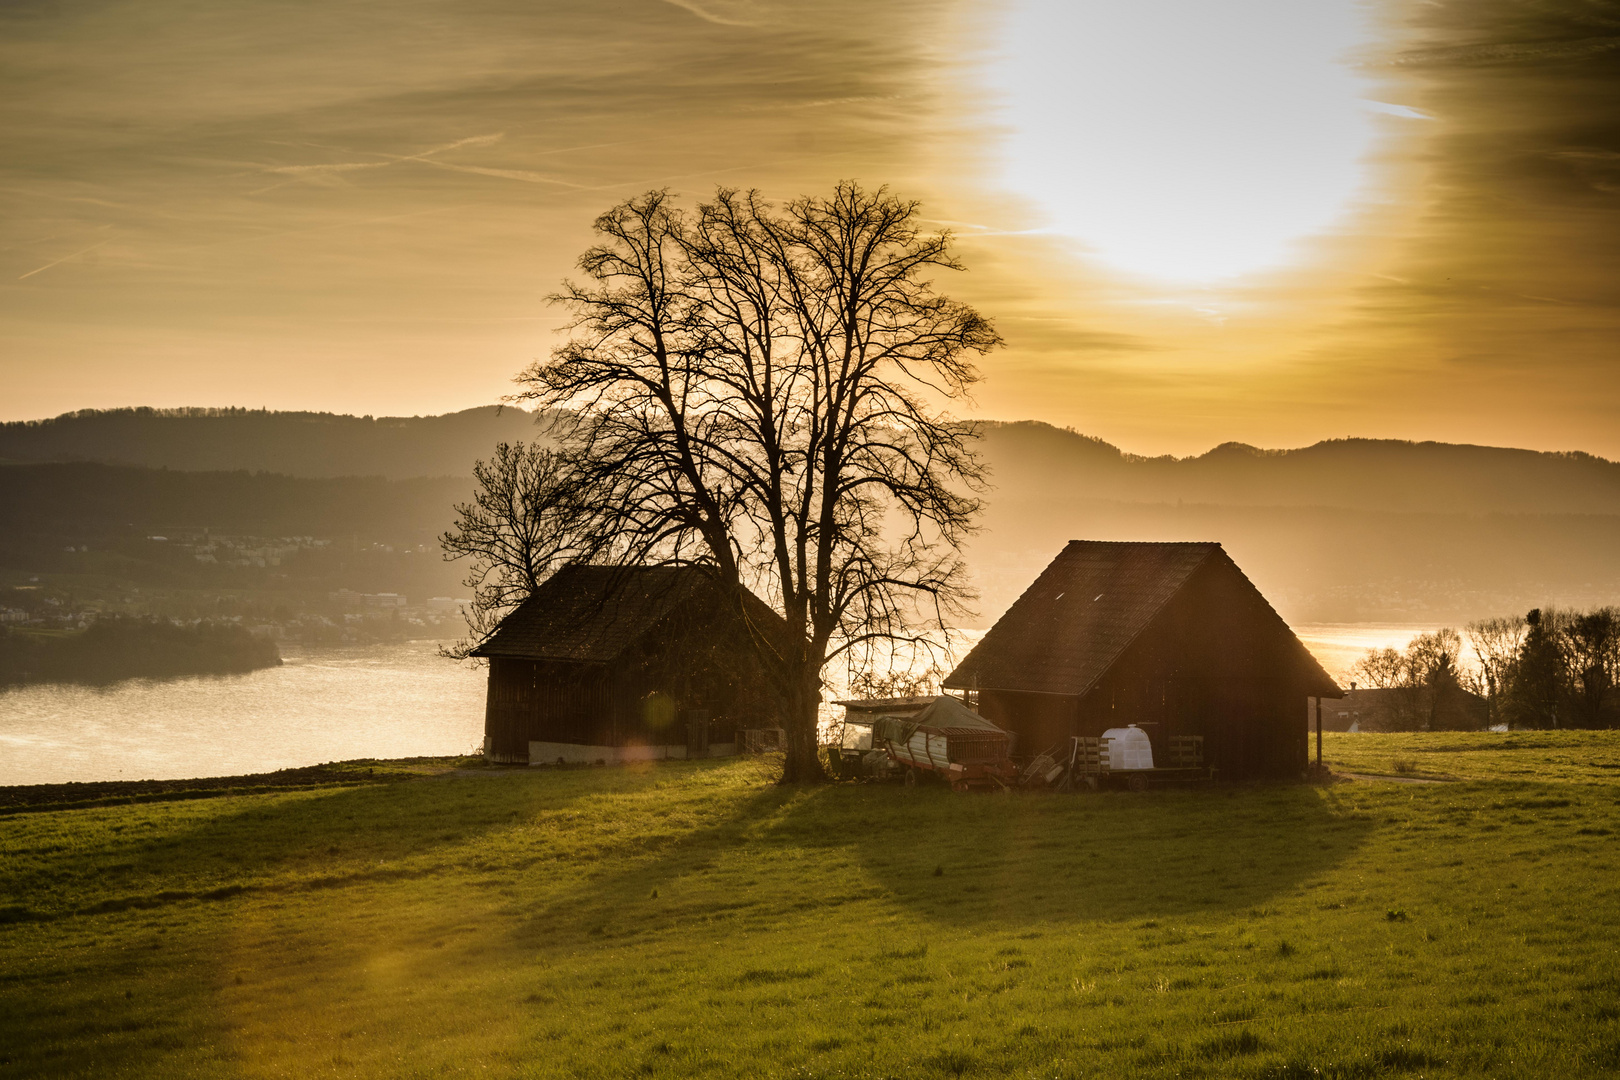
[[3, 732, 1620, 1079]]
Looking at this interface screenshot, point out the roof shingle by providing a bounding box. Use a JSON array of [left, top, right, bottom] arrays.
[[944, 541, 1223, 696], [470, 565, 729, 663]]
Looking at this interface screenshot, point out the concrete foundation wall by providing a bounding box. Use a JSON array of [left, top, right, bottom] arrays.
[[528, 741, 740, 765]]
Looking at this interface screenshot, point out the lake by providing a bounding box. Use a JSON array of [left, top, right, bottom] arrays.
[[0, 640, 485, 787], [0, 624, 1448, 786], [1290, 622, 1458, 683]]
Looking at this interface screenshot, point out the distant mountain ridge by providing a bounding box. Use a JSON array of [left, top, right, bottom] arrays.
[[979, 422, 1620, 517], [4, 407, 1616, 516], [4, 406, 1618, 624], [0, 406, 540, 480]]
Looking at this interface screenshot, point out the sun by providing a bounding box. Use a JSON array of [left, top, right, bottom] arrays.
[[991, 0, 1383, 284]]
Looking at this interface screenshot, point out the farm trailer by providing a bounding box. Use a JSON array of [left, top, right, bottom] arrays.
[[872, 696, 1019, 790], [1062, 728, 1209, 791]]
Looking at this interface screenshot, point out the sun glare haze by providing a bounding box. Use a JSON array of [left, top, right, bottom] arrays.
[[6, 1, 1620, 1075], [992, 0, 1382, 283]]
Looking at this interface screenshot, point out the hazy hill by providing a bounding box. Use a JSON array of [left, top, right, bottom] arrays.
[[8, 407, 1619, 518], [969, 423, 1620, 624], [3, 407, 1618, 625], [0, 463, 467, 539], [0, 463, 472, 600], [977, 422, 1620, 516], [0, 406, 539, 479]]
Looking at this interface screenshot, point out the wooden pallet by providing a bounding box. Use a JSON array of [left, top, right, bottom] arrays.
[[1068, 736, 1105, 776], [1165, 735, 1204, 769]]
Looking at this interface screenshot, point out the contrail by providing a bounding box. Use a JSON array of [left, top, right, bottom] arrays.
[[418, 160, 590, 189], [245, 133, 510, 193], [18, 236, 114, 280], [658, 0, 760, 27]]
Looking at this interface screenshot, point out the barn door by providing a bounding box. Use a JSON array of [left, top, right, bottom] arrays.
[[685, 709, 712, 757]]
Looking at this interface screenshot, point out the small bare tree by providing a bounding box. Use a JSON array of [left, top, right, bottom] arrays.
[[1408, 629, 1468, 731], [1353, 629, 1475, 731], [513, 183, 1001, 781], [1560, 607, 1620, 728], [438, 441, 598, 659], [1466, 614, 1526, 727], [1352, 647, 1407, 689]]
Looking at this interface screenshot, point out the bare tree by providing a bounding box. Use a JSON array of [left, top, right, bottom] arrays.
[[438, 441, 598, 659], [1352, 629, 1477, 731], [1560, 607, 1620, 728], [1408, 628, 1470, 731], [1352, 647, 1407, 690], [1466, 614, 1526, 728], [513, 183, 1001, 780]]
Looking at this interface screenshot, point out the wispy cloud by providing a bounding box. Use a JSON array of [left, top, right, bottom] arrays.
[[656, 0, 764, 28], [18, 235, 115, 281], [247, 134, 514, 194]]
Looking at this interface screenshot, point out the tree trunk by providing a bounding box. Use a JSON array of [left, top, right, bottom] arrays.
[[779, 670, 826, 784]]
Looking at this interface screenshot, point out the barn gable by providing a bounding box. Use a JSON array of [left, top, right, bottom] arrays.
[[944, 541, 1340, 780], [944, 541, 1337, 698]]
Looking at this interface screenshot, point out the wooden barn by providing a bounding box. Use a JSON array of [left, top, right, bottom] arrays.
[[943, 541, 1341, 781], [471, 565, 786, 765]]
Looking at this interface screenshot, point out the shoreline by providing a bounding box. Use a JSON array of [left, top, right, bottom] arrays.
[[0, 755, 481, 814]]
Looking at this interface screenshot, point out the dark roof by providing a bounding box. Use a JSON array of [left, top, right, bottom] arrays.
[[470, 565, 766, 663], [834, 696, 937, 711], [944, 540, 1337, 697]]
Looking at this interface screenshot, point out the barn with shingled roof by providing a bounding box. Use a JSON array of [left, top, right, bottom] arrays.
[[471, 565, 786, 765], [943, 540, 1340, 781]]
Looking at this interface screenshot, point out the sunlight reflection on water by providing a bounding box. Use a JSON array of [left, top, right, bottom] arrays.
[[0, 640, 486, 786], [1292, 623, 1452, 684]]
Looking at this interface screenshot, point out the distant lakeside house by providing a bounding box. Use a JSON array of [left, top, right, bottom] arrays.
[[943, 540, 1341, 781], [471, 565, 786, 765]]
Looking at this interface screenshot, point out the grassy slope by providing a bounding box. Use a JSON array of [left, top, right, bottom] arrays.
[[2, 736, 1619, 1079]]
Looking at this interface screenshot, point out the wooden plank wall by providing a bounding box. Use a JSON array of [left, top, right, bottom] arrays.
[[484, 658, 625, 763]]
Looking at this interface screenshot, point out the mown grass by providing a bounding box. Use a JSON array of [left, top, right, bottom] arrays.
[[2, 736, 1619, 1079], [1322, 729, 1620, 784]]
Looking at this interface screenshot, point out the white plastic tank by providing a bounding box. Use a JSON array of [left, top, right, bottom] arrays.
[[1100, 725, 1154, 771]]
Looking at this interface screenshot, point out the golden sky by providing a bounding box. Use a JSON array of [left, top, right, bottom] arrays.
[[4, 0, 1619, 457]]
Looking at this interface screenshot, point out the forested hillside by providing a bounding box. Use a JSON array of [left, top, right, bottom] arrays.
[[7, 408, 1620, 518], [4, 408, 1619, 624], [0, 463, 467, 538], [0, 406, 539, 480]]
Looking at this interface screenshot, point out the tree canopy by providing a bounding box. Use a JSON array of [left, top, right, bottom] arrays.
[[482, 182, 1001, 779]]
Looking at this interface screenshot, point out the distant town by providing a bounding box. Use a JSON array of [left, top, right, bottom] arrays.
[[1, 530, 470, 649]]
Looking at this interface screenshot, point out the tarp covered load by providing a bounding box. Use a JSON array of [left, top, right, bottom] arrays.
[[874, 696, 1013, 775], [871, 695, 1003, 744]]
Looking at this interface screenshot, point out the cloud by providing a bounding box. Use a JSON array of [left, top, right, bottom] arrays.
[[656, 0, 766, 27], [18, 235, 115, 281]]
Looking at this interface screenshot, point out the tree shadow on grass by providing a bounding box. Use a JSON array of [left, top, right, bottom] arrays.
[[498, 778, 1373, 949], [1, 766, 1375, 1078], [4, 763, 689, 922], [793, 781, 1375, 926]]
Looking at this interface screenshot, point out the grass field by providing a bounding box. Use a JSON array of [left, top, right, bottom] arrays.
[[3, 732, 1620, 1079]]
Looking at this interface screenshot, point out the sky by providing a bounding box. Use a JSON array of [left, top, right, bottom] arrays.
[[3, 0, 1619, 458]]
